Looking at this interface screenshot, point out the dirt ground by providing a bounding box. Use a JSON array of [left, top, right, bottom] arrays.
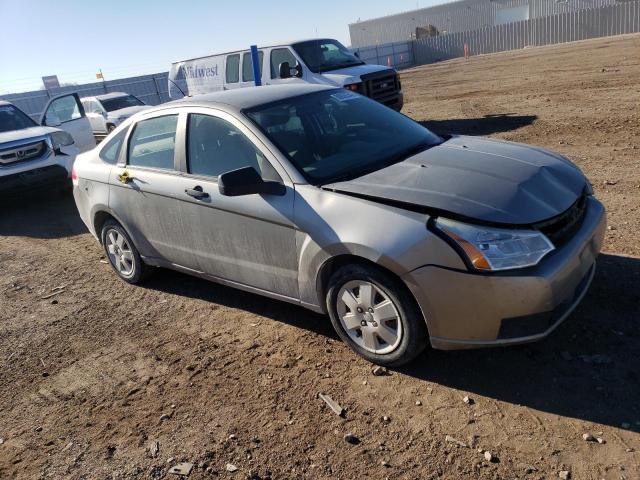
[[1, 34, 639, 480]]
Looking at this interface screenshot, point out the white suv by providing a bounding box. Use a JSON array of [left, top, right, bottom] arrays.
[[0, 93, 95, 196], [81, 92, 149, 138]]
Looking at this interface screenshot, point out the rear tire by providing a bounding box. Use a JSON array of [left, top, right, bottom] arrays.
[[101, 220, 151, 284], [326, 263, 428, 367]]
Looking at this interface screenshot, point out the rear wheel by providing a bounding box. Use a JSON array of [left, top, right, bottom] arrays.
[[326, 263, 428, 367], [101, 220, 151, 284]]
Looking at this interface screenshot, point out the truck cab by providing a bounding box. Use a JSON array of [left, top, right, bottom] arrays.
[[169, 38, 403, 111]]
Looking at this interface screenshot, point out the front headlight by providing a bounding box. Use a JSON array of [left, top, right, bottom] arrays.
[[435, 218, 555, 271], [49, 131, 74, 150]]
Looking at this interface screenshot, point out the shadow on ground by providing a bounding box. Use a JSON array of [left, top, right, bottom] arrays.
[[420, 113, 537, 136], [145, 269, 336, 340], [0, 191, 86, 239], [402, 253, 640, 431], [146, 252, 639, 430]]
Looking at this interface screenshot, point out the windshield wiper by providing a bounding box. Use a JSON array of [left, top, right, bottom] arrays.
[[320, 141, 437, 186]]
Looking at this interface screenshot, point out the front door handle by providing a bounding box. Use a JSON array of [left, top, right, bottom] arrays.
[[185, 185, 209, 199]]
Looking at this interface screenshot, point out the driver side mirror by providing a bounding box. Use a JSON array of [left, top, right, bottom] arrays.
[[278, 62, 302, 79], [219, 166, 285, 197]]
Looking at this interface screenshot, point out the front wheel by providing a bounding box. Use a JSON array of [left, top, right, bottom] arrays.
[[101, 220, 151, 284], [326, 264, 428, 367]]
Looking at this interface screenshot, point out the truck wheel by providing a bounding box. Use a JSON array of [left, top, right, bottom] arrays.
[[101, 220, 151, 284], [326, 263, 428, 367]]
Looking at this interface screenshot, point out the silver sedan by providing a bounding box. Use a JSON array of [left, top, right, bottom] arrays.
[[73, 84, 606, 366]]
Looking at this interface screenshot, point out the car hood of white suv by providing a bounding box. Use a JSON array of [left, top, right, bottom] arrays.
[[107, 105, 150, 120], [323, 135, 588, 226], [319, 64, 393, 87], [0, 125, 61, 145]]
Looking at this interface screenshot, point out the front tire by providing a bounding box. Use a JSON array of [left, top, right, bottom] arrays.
[[326, 264, 428, 367], [101, 220, 151, 284]]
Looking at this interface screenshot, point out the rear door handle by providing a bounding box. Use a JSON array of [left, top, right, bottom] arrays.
[[185, 186, 209, 199]]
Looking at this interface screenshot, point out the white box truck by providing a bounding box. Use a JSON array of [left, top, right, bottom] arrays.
[[168, 38, 403, 111]]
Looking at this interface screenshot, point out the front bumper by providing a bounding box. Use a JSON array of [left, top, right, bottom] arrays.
[[0, 164, 71, 196], [403, 196, 607, 350]]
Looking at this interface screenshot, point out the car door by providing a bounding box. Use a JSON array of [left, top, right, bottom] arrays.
[[40, 93, 96, 152], [266, 47, 306, 86], [109, 110, 202, 271], [175, 107, 298, 298]]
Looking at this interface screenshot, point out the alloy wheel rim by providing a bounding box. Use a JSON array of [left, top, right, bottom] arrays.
[[336, 280, 402, 354], [105, 229, 134, 277]]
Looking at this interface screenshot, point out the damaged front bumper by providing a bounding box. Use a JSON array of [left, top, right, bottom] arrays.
[[402, 196, 607, 350]]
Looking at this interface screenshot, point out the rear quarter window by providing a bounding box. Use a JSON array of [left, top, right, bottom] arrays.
[[99, 129, 127, 165]]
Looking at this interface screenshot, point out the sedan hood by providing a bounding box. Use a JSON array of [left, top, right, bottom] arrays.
[[324, 136, 588, 225], [0, 126, 60, 145]]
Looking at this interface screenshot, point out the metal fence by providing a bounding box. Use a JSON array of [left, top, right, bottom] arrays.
[[349, 0, 622, 48], [353, 41, 415, 70], [414, 2, 640, 64], [0, 72, 170, 121]]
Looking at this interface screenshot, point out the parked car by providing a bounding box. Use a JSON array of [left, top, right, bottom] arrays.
[[0, 94, 94, 196], [72, 84, 605, 366], [80, 92, 149, 138], [169, 38, 403, 111]]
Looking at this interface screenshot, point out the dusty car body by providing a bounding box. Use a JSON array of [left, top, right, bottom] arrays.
[[72, 84, 606, 365]]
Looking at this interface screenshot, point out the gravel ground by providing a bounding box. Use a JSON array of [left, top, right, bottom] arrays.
[[1, 34, 639, 480]]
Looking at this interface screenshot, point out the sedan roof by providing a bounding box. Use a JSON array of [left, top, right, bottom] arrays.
[[169, 84, 336, 111]]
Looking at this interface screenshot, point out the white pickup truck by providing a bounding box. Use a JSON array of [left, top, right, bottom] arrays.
[[0, 93, 95, 196], [169, 38, 403, 111]]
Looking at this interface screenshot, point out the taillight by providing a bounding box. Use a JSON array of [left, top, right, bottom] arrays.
[[71, 166, 79, 187]]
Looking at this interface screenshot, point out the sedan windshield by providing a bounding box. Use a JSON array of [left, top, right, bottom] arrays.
[[0, 104, 37, 133], [99, 95, 144, 112], [245, 90, 442, 185], [292, 39, 364, 73]]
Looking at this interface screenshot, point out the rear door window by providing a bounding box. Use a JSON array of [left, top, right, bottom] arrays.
[[225, 54, 240, 84], [242, 51, 264, 82], [127, 115, 178, 170]]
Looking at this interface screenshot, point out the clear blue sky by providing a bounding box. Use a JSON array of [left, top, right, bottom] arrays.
[[0, 0, 439, 94]]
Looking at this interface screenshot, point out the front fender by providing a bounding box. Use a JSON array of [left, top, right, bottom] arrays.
[[293, 185, 466, 310]]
